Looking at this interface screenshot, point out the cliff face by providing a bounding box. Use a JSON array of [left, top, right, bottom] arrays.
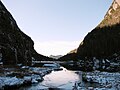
[[99, 0, 120, 28], [77, 0, 120, 59], [0, 1, 51, 65]]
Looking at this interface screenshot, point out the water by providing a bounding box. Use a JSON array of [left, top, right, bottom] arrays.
[[19, 67, 98, 90], [40, 67, 82, 89]]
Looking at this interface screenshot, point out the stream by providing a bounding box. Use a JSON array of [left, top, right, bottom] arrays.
[[19, 67, 98, 90]]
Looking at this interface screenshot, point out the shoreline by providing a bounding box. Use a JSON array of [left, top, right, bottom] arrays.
[[0, 65, 120, 90], [0, 66, 53, 90]]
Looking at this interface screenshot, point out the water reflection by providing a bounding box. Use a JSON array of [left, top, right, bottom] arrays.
[[40, 67, 82, 89], [19, 67, 83, 90]]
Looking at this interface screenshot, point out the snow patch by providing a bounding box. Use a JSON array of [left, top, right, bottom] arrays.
[[108, 9, 112, 15], [113, 1, 119, 10], [0, 77, 23, 89], [83, 72, 120, 89], [4, 77, 23, 86]]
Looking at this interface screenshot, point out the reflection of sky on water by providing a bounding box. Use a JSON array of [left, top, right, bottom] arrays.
[[40, 67, 82, 88], [19, 67, 83, 90]]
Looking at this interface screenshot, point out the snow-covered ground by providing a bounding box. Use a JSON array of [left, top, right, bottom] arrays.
[[0, 66, 54, 90], [81, 71, 120, 90]]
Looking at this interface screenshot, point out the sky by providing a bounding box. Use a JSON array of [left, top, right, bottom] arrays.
[[2, 0, 112, 56]]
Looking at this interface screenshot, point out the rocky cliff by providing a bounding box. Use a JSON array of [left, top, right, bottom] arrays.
[[0, 1, 51, 65], [77, 0, 120, 59]]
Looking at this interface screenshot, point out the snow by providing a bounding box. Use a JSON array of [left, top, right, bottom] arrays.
[[24, 76, 32, 82], [0, 77, 23, 89], [31, 74, 42, 83], [113, 0, 119, 10], [82, 71, 120, 89], [0, 66, 54, 89], [4, 77, 23, 86], [43, 63, 60, 67], [24, 75, 40, 84], [21, 66, 29, 69]]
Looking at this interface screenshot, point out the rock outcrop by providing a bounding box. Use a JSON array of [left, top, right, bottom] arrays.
[[0, 1, 51, 65]]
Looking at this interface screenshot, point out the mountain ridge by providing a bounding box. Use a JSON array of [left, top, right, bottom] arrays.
[[0, 1, 52, 65], [98, 0, 120, 28], [59, 0, 120, 61], [77, 0, 120, 59]]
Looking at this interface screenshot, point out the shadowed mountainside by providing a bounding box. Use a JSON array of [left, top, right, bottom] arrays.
[[0, 1, 52, 65], [59, 0, 120, 61], [77, 0, 120, 59]]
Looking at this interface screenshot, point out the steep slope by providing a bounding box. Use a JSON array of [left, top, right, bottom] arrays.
[[77, 0, 120, 59], [68, 49, 77, 54], [0, 1, 51, 65], [99, 0, 120, 27]]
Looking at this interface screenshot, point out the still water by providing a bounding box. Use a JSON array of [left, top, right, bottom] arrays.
[[20, 67, 96, 90]]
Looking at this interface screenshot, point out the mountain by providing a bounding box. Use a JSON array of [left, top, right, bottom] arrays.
[[77, 0, 120, 59], [68, 49, 77, 54], [0, 1, 52, 65], [98, 0, 120, 28], [49, 55, 63, 59], [59, 0, 120, 62], [58, 0, 120, 71]]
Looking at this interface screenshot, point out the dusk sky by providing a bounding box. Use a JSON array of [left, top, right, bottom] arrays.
[[2, 0, 112, 56]]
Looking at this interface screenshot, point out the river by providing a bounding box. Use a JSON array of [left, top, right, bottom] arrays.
[[19, 67, 98, 90]]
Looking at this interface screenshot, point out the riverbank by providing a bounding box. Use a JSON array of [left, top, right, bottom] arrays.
[[19, 67, 120, 90], [0, 65, 120, 90], [81, 71, 120, 90], [18, 67, 83, 90], [0, 65, 53, 90]]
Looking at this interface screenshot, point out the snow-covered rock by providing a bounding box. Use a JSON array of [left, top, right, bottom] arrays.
[[43, 63, 60, 68], [4, 77, 23, 86], [21, 66, 29, 69], [29, 67, 52, 76], [31, 74, 43, 83], [0, 77, 24, 89], [82, 71, 120, 89], [23, 76, 32, 85]]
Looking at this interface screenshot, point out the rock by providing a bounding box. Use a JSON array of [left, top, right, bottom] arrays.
[[82, 71, 120, 89], [3, 77, 23, 89]]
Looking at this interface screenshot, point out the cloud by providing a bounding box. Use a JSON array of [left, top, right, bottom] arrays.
[[34, 41, 80, 56]]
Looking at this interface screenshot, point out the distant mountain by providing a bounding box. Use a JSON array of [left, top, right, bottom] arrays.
[[49, 55, 63, 59], [0, 1, 52, 65]]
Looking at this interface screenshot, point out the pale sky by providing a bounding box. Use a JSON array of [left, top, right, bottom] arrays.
[[2, 0, 112, 56]]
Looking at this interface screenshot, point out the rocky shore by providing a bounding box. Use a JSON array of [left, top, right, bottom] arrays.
[[81, 71, 120, 90], [0, 65, 53, 90]]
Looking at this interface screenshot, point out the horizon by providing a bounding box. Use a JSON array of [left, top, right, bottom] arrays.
[[2, 0, 112, 56]]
